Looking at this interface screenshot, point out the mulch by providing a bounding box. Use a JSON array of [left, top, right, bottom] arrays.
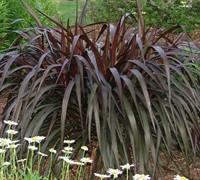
[[190, 29, 200, 45]]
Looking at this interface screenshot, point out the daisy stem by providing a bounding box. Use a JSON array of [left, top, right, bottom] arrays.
[[63, 163, 67, 180], [2, 147, 6, 162], [38, 156, 42, 172], [48, 153, 53, 179], [4, 167, 7, 179], [13, 148, 18, 179], [61, 161, 65, 180], [77, 165, 83, 180], [66, 164, 70, 180], [77, 150, 86, 180], [0, 152, 4, 177], [126, 169, 129, 180], [83, 165, 87, 177], [0, 167, 3, 179], [38, 144, 41, 171], [25, 149, 30, 171], [30, 150, 34, 172], [22, 162, 25, 172], [75, 166, 80, 180]]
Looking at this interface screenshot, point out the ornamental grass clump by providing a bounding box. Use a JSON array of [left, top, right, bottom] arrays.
[[0, 2, 199, 177]]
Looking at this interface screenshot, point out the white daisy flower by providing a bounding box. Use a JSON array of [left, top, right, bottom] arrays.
[[25, 136, 45, 144], [62, 150, 73, 154], [80, 157, 93, 164], [64, 140, 75, 144], [31, 136, 45, 143], [71, 161, 85, 166], [174, 175, 189, 180], [133, 174, 151, 180], [6, 143, 20, 149], [49, 148, 57, 154], [2, 162, 11, 166], [28, 145, 38, 151], [24, 137, 33, 144], [0, 149, 6, 154], [120, 163, 134, 170], [17, 159, 27, 163], [59, 156, 84, 166], [6, 129, 18, 135], [180, 1, 187, 5], [38, 152, 48, 157], [4, 120, 18, 126], [94, 173, 111, 179], [10, 140, 20, 144], [107, 168, 123, 179], [0, 138, 12, 146], [64, 146, 73, 152], [59, 156, 69, 161], [81, 146, 88, 151], [182, 4, 190, 8]]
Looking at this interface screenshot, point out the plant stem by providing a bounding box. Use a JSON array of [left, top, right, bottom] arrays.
[[48, 153, 53, 179], [38, 156, 42, 173], [38, 144, 41, 171], [25, 149, 30, 171], [12, 148, 18, 179], [0, 153, 4, 177], [66, 164, 70, 180], [76, 150, 86, 180], [30, 150, 34, 172], [82, 165, 87, 179], [126, 169, 129, 180], [77, 165, 83, 180], [63, 163, 67, 180], [75, 166, 80, 180], [61, 161, 65, 180]]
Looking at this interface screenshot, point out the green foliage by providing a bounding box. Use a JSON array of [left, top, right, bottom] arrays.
[[57, 0, 93, 25], [0, 13, 200, 176], [6, 0, 58, 27], [21, 171, 43, 180], [0, 0, 59, 50], [0, 1, 11, 50], [57, 0, 78, 25], [144, 0, 200, 31], [90, 0, 134, 22], [91, 0, 200, 31]]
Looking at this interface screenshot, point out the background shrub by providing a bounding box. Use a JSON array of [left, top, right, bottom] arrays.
[[0, 0, 59, 50], [90, 0, 200, 31], [0, 1, 11, 50]]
